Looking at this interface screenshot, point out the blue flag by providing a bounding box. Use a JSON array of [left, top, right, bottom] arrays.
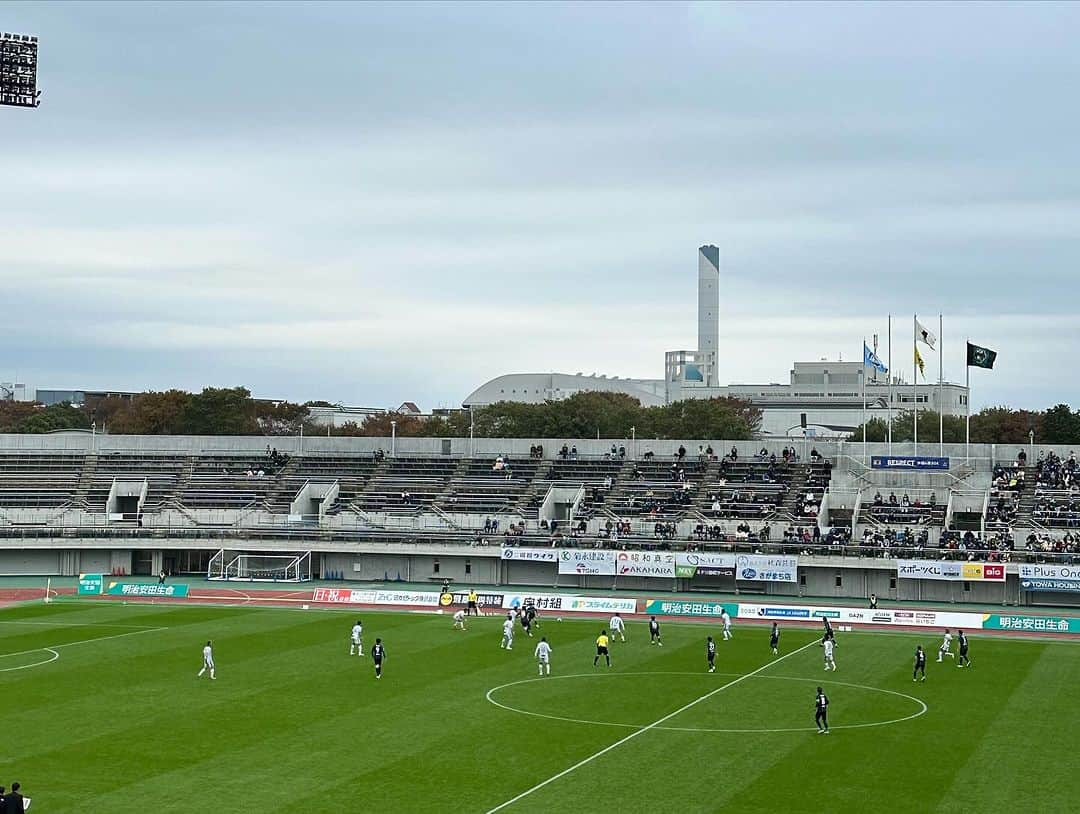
[[864, 343, 887, 374]]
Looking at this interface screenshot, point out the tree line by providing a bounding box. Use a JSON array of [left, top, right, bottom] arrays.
[[847, 404, 1080, 445], [5, 385, 1080, 445], [0, 388, 761, 440]]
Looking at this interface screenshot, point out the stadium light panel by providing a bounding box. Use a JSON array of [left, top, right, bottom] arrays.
[[0, 31, 41, 109]]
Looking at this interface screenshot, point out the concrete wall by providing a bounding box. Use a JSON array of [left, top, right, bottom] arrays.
[[0, 433, 1067, 467], [0, 550, 61, 575]]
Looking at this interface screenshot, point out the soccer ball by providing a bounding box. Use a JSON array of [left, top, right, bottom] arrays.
[[556, 617, 562, 622]]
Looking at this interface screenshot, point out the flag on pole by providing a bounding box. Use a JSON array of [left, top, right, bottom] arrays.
[[915, 318, 937, 349], [966, 342, 997, 369], [863, 343, 888, 374], [914, 346, 926, 378]]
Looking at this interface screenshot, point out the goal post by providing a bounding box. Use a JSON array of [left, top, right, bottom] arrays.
[[207, 551, 312, 583]]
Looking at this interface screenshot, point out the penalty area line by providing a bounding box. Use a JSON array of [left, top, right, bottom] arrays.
[[484, 638, 818, 814]]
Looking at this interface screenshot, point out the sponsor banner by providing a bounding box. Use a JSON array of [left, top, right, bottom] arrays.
[[735, 554, 798, 583], [557, 549, 616, 576], [645, 599, 737, 618], [500, 546, 558, 562], [500, 593, 637, 614], [615, 551, 676, 578], [1018, 564, 1080, 592], [311, 588, 441, 607], [1020, 578, 1080, 593], [983, 614, 1080, 634], [676, 565, 735, 578], [871, 455, 949, 471], [105, 581, 189, 598], [447, 591, 504, 608], [77, 573, 104, 596], [734, 603, 980, 629], [674, 553, 737, 578], [1019, 563, 1080, 581], [897, 560, 1005, 582]]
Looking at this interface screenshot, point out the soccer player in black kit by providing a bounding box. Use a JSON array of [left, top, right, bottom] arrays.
[[372, 638, 386, 679], [957, 630, 971, 667], [649, 616, 663, 646], [706, 636, 717, 672], [815, 686, 829, 734], [913, 645, 927, 681], [769, 622, 780, 655]]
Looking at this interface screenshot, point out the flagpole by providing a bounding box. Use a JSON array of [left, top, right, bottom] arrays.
[[861, 338, 867, 464], [938, 313, 944, 457], [965, 340, 971, 464], [913, 314, 918, 455], [887, 314, 893, 454]]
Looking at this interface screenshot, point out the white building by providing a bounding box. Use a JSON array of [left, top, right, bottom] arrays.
[[463, 245, 968, 438]]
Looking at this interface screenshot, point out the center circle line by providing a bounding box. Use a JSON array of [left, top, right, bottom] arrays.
[[485, 671, 928, 734]]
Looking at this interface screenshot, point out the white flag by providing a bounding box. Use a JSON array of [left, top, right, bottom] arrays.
[[915, 318, 937, 350]]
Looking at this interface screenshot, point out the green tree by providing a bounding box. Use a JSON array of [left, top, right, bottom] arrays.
[[179, 387, 259, 435], [848, 411, 965, 444], [14, 402, 91, 433], [1041, 404, 1080, 444], [255, 401, 309, 436], [969, 407, 1040, 445], [107, 391, 192, 435]]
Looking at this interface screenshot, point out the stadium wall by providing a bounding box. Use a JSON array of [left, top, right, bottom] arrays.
[[0, 546, 1039, 606], [0, 433, 1069, 465]]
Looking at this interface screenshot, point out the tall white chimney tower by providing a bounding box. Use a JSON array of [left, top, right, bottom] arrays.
[[697, 244, 720, 386]]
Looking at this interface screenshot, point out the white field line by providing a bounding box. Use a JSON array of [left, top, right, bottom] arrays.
[[0, 620, 163, 629], [0, 626, 168, 661], [484, 639, 818, 814]]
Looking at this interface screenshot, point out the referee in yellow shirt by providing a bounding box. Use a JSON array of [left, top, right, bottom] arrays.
[[593, 630, 611, 667]]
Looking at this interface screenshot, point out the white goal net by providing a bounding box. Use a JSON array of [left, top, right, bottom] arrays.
[[207, 550, 312, 583]]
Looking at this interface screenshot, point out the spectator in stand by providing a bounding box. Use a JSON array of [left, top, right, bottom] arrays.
[[706, 445, 714, 459], [730, 445, 738, 461], [570, 445, 578, 460], [677, 445, 687, 461]]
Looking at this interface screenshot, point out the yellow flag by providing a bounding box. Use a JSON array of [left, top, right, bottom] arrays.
[[914, 347, 925, 378]]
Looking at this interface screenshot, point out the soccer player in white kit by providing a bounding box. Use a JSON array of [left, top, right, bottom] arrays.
[[938, 629, 954, 662], [609, 613, 626, 642], [453, 609, 467, 630], [349, 620, 363, 656], [501, 613, 515, 650], [197, 640, 216, 679], [721, 609, 733, 641], [823, 635, 837, 671], [535, 637, 552, 675]]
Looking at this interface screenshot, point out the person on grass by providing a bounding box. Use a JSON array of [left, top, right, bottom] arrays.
[[957, 630, 972, 667], [349, 619, 363, 656], [706, 636, 717, 673], [372, 638, 386, 678], [197, 640, 216, 680], [913, 645, 927, 681], [815, 687, 830, 734], [937, 630, 954, 663], [594, 630, 611, 667], [535, 637, 552, 676]]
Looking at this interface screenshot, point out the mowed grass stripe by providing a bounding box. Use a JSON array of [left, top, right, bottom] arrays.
[[935, 641, 1080, 813], [5, 604, 1080, 814]]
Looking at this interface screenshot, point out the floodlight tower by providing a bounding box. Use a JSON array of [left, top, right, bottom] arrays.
[[0, 31, 41, 108]]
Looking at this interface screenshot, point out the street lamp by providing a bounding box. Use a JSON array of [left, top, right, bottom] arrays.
[[391, 420, 397, 457]]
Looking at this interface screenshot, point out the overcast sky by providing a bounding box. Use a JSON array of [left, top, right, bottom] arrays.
[[2, 1, 1077, 410]]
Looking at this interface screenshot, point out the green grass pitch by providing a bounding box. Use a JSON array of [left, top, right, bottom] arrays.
[[2, 599, 1078, 813]]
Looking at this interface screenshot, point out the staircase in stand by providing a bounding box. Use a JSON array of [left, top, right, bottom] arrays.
[[72, 454, 97, 504]]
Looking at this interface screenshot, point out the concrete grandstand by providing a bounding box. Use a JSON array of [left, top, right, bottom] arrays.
[[0, 433, 1075, 606]]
